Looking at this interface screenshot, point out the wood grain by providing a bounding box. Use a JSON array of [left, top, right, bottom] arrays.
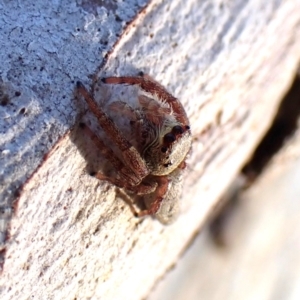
[[1, 0, 300, 299]]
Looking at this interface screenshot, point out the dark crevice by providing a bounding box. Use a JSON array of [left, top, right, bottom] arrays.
[[209, 68, 300, 246], [242, 70, 300, 180]]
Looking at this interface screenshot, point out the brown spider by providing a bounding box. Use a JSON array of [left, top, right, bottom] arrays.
[[76, 73, 192, 224]]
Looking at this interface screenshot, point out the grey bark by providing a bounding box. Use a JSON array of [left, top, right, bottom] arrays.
[[1, 0, 300, 299]]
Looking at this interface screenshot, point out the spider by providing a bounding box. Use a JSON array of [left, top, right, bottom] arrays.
[[76, 73, 192, 224]]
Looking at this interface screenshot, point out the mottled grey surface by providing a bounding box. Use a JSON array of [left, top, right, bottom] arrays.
[[0, 0, 148, 244]]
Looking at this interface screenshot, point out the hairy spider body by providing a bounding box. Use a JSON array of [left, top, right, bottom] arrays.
[[76, 73, 191, 224]]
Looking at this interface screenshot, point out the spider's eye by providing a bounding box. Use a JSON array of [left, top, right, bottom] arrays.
[[164, 133, 176, 144], [185, 125, 190, 130], [163, 162, 172, 168], [172, 125, 184, 135], [161, 146, 168, 153]]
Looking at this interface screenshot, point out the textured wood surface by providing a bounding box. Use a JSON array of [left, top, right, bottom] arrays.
[[1, 0, 300, 299], [149, 115, 300, 300]]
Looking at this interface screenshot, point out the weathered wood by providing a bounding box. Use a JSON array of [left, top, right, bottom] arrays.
[[1, 0, 300, 299], [149, 112, 300, 300]]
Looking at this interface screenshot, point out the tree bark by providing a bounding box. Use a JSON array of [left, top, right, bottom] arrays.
[[1, 0, 300, 299]]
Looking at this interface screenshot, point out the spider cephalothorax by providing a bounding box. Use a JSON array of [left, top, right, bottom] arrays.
[[77, 73, 191, 224]]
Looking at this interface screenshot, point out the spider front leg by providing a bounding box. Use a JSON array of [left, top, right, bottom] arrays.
[[79, 119, 168, 218], [76, 81, 149, 183], [79, 122, 156, 194]]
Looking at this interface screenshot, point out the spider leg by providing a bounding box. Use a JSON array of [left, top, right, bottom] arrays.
[[80, 122, 146, 187], [137, 176, 169, 217], [101, 75, 189, 126], [76, 82, 149, 182]]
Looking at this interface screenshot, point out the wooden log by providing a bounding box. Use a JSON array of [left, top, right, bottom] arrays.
[[0, 0, 300, 299], [149, 102, 300, 300]]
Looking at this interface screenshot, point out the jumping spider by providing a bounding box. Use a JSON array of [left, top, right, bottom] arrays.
[[76, 73, 192, 224]]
